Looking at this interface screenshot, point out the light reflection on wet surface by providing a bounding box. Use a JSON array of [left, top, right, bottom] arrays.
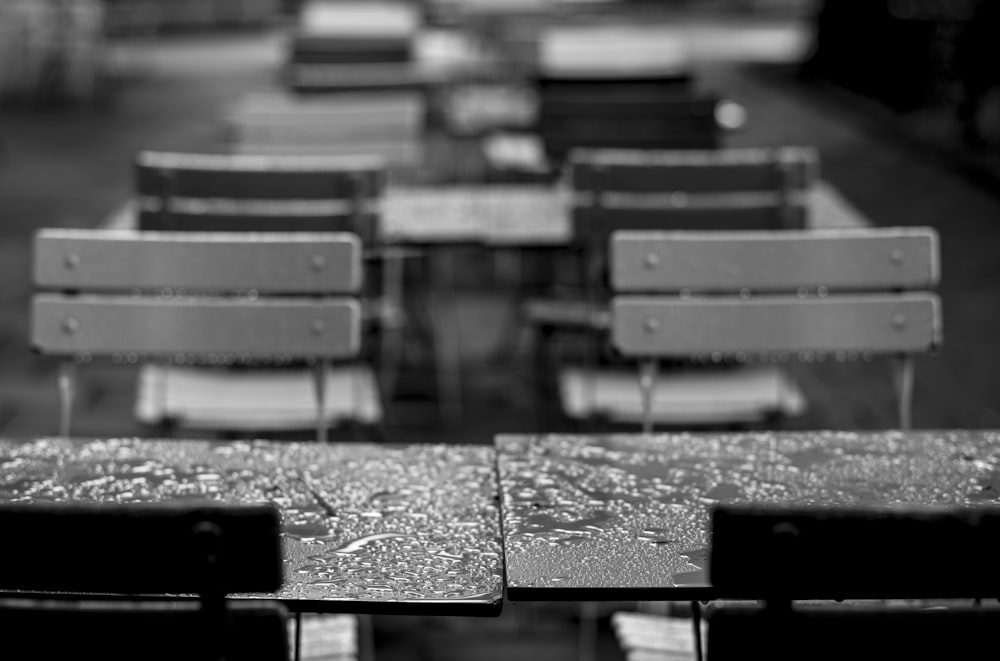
[[0, 438, 503, 610], [497, 431, 1000, 597]]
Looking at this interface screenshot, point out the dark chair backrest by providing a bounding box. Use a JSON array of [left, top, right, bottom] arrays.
[[706, 502, 1000, 661], [0, 501, 283, 595], [134, 151, 386, 244], [0, 501, 287, 661], [709, 503, 1000, 601], [707, 604, 1000, 661], [571, 146, 818, 245]]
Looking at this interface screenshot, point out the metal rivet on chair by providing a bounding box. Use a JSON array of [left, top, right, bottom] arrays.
[[669, 191, 688, 207], [890, 248, 905, 265], [739, 288, 751, 300], [643, 252, 660, 269], [892, 313, 907, 330], [311, 254, 327, 271], [62, 317, 80, 334], [312, 320, 326, 335], [64, 253, 80, 270], [644, 317, 661, 333]]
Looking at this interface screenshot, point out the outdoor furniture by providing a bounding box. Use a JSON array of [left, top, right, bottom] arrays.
[[495, 430, 1000, 601], [607, 227, 941, 430], [0, 500, 288, 661], [520, 146, 820, 426], [706, 504, 1000, 661], [0, 436, 504, 615], [31, 229, 369, 440], [130, 150, 403, 434]]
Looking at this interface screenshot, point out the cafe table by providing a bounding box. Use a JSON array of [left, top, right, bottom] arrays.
[[496, 431, 1000, 602], [0, 437, 504, 616]]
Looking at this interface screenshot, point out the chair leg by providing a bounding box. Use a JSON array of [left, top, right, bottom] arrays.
[[893, 353, 914, 430], [58, 361, 77, 440], [638, 360, 658, 434], [313, 361, 328, 443], [691, 600, 704, 661], [293, 611, 302, 661]]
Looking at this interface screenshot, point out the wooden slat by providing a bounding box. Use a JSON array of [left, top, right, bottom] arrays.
[[32, 295, 362, 358], [137, 210, 380, 243], [708, 504, 1000, 600], [288, 64, 433, 92], [541, 116, 720, 141], [134, 151, 386, 200], [540, 97, 717, 120], [2, 602, 289, 661], [573, 204, 807, 243], [0, 502, 282, 594], [707, 606, 1000, 661], [611, 228, 940, 292], [570, 146, 819, 193], [34, 230, 362, 293], [611, 294, 942, 356], [545, 135, 722, 162]]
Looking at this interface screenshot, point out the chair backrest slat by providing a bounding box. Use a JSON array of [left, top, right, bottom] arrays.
[[574, 204, 808, 241], [610, 228, 942, 359], [571, 146, 818, 194], [135, 151, 385, 200], [570, 147, 817, 247], [0, 502, 283, 595], [612, 294, 940, 357], [33, 295, 361, 358], [34, 229, 362, 293], [612, 228, 939, 292], [3, 602, 290, 661], [707, 607, 1000, 661], [134, 151, 385, 242], [709, 504, 1000, 599]]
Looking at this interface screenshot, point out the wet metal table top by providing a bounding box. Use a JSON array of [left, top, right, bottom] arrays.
[[497, 431, 1000, 601], [0, 438, 504, 615]]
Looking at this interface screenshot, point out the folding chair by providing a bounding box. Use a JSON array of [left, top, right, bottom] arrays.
[[31, 229, 366, 442], [521, 146, 818, 423], [0, 501, 288, 661], [608, 227, 942, 431], [706, 503, 1000, 661], [285, 0, 427, 94]]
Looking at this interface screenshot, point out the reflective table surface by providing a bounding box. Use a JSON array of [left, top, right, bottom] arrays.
[[497, 431, 1000, 600], [0, 437, 504, 615]]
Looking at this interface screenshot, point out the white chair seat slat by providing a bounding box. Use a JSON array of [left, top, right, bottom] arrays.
[[559, 364, 806, 425], [136, 364, 382, 429]]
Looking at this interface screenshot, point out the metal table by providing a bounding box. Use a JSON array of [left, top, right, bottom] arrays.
[[0, 437, 504, 616], [496, 431, 1000, 601]]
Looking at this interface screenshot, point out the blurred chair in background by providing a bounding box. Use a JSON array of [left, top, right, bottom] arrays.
[[32, 229, 371, 442], [607, 227, 941, 431]]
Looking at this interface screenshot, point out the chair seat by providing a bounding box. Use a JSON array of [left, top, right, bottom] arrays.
[[523, 298, 610, 331], [136, 364, 382, 431], [559, 364, 806, 425], [292, 614, 358, 661], [612, 612, 702, 661]]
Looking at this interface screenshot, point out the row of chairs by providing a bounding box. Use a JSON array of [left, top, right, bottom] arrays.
[[30, 144, 943, 440]]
